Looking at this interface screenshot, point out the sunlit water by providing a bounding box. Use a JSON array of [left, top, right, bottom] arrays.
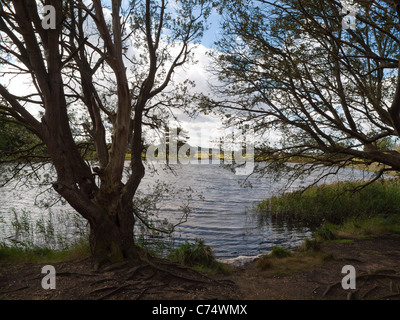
[[0, 162, 377, 261]]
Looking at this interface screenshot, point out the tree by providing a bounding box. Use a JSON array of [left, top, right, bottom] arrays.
[[0, 113, 47, 159], [205, 0, 400, 185], [0, 0, 211, 267]]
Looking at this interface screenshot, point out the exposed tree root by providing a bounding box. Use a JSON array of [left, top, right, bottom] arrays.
[[0, 286, 29, 295], [90, 278, 118, 286], [82, 256, 234, 300], [323, 271, 400, 299], [379, 293, 400, 299], [361, 285, 380, 299], [97, 284, 132, 300], [124, 265, 149, 281], [56, 271, 98, 278]]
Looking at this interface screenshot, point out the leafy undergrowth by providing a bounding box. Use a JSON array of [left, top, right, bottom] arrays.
[[168, 239, 232, 274]]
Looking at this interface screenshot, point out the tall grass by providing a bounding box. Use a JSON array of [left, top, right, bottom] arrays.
[[0, 239, 90, 264], [256, 178, 400, 230], [1, 208, 89, 250], [0, 208, 91, 264], [0, 207, 199, 265]]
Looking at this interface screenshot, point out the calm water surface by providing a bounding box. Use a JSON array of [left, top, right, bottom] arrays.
[[0, 163, 376, 260]]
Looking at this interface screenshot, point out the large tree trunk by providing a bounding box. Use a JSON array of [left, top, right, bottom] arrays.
[[88, 206, 140, 268], [53, 171, 144, 268]]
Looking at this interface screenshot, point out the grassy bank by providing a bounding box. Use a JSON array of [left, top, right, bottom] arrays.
[[256, 178, 400, 230], [251, 177, 400, 277], [254, 243, 334, 277], [0, 206, 226, 273], [0, 238, 230, 275], [0, 239, 90, 265], [254, 176, 400, 276]]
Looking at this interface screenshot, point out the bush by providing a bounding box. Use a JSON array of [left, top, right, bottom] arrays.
[[315, 223, 337, 240], [168, 239, 231, 274], [270, 246, 292, 258], [168, 239, 216, 267], [299, 238, 321, 251]]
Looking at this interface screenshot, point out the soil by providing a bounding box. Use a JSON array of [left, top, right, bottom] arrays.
[[1, 234, 400, 301]]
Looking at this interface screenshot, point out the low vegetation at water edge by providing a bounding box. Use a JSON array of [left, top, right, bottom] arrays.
[[255, 245, 334, 276], [0, 234, 231, 275], [0, 239, 90, 265], [256, 178, 400, 230], [168, 239, 232, 274]]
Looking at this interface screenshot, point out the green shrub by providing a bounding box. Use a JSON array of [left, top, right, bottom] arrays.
[[168, 239, 230, 274], [299, 238, 321, 251], [270, 246, 292, 258], [169, 239, 216, 267], [315, 223, 337, 240]]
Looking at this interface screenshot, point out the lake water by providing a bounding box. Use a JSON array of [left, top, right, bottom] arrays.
[[0, 162, 376, 261]]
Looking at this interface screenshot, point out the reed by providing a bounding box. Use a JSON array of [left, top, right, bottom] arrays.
[[256, 178, 400, 230]]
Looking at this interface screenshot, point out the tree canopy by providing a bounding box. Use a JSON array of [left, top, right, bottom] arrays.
[[205, 0, 400, 184]]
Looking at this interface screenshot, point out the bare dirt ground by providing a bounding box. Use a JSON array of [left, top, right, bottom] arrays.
[[1, 234, 400, 300]]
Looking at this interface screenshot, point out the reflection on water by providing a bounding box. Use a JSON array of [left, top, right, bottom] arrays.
[[0, 162, 376, 259]]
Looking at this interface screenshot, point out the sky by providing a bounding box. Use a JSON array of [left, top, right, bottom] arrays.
[[201, 8, 222, 49], [177, 10, 261, 150]]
